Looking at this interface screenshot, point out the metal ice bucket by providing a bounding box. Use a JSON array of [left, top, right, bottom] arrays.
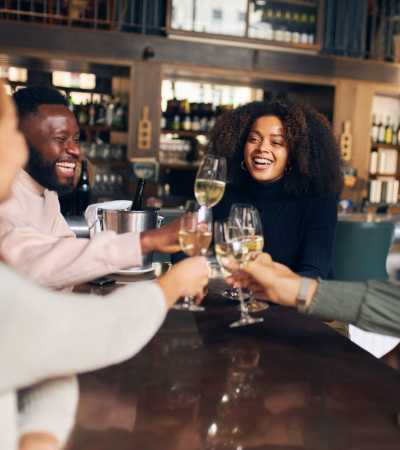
[[97, 208, 162, 270]]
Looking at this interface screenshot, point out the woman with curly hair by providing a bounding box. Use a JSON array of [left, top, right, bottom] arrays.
[[211, 99, 343, 279]]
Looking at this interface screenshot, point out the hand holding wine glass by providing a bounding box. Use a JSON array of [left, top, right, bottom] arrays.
[[229, 204, 268, 313], [214, 220, 263, 327], [173, 202, 212, 312]]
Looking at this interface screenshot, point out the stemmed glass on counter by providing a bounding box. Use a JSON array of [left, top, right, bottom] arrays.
[[214, 219, 264, 328], [194, 155, 227, 208], [228, 204, 268, 313], [173, 202, 213, 312]]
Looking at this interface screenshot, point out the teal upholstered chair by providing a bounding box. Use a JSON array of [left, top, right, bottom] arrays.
[[332, 220, 394, 281]]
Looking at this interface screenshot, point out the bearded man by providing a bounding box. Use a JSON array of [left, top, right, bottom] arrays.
[[0, 86, 180, 289]]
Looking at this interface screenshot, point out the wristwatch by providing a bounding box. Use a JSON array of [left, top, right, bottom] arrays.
[[296, 277, 312, 313]]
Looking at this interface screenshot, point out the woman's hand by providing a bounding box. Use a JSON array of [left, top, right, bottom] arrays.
[[157, 256, 209, 308], [19, 432, 59, 450], [225, 252, 313, 308], [0, 80, 28, 201]]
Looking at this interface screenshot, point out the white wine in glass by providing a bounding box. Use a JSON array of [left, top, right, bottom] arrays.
[[179, 229, 212, 257], [214, 221, 263, 328], [194, 178, 226, 208], [195, 155, 227, 208], [229, 204, 268, 313], [241, 235, 264, 255], [173, 204, 212, 312]]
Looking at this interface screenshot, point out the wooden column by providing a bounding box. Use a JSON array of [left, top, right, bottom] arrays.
[[128, 61, 162, 160], [334, 80, 374, 201]]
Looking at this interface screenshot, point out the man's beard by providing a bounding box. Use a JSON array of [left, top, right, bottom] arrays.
[[26, 145, 75, 195]]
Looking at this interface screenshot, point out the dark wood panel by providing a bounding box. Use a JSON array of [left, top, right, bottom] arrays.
[[2, 21, 400, 84]]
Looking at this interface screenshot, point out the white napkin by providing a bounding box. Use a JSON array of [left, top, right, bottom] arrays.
[[349, 325, 400, 358], [85, 200, 132, 234]]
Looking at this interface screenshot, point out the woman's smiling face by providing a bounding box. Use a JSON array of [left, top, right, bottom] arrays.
[[243, 115, 289, 183]]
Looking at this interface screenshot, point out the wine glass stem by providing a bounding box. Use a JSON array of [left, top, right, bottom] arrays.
[[238, 287, 250, 319], [183, 296, 192, 308]]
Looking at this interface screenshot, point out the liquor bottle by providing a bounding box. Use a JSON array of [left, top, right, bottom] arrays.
[[106, 97, 115, 127], [78, 102, 88, 125], [300, 13, 309, 44], [112, 98, 125, 131], [308, 14, 316, 44], [392, 122, 398, 146], [131, 178, 145, 211], [88, 101, 96, 126], [292, 12, 300, 43], [66, 93, 74, 113], [384, 116, 393, 145], [396, 119, 400, 146], [75, 160, 91, 215], [378, 116, 385, 143], [96, 97, 106, 125], [371, 114, 379, 143]]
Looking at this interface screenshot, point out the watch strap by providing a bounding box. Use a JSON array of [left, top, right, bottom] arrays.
[[296, 277, 311, 313]]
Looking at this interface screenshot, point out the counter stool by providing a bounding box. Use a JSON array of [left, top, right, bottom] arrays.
[[332, 220, 398, 360]]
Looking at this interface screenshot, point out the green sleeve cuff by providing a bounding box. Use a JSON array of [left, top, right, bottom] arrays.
[[307, 280, 367, 323]]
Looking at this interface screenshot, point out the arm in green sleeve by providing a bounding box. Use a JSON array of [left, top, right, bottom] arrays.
[[307, 280, 400, 338]]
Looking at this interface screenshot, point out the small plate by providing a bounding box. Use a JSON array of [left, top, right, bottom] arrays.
[[114, 265, 154, 275]]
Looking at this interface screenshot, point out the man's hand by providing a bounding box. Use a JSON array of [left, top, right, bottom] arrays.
[[140, 216, 182, 254], [19, 432, 59, 450], [157, 256, 209, 308]]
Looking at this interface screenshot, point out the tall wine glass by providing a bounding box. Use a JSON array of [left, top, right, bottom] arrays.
[[173, 203, 212, 312], [194, 155, 227, 208], [229, 204, 269, 313], [214, 220, 263, 327]]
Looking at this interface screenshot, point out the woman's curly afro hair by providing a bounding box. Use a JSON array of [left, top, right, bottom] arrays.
[[209, 99, 343, 196]]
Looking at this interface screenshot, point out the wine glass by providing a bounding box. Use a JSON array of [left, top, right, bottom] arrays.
[[222, 203, 254, 302], [173, 202, 212, 312], [194, 155, 227, 208], [214, 220, 263, 327], [229, 204, 269, 313]]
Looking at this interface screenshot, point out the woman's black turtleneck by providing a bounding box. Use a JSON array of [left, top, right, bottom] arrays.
[[213, 174, 338, 279]]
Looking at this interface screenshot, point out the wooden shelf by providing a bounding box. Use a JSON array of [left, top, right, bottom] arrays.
[[371, 142, 400, 150], [87, 158, 128, 168], [268, 0, 317, 6], [160, 161, 200, 170], [80, 125, 128, 134], [161, 129, 208, 138]]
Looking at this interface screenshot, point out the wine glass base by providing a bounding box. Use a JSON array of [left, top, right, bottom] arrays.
[[229, 316, 264, 328], [222, 288, 250, 300], [173, 303, 205, 312], [245, 300, 269, 313]]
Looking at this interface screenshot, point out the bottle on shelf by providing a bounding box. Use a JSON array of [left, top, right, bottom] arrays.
[[378, 115, 385, 144], [371, 114, 379, 143], [369, 150, 378, 175], [392, 122, 398, 146], [75, 159, 91, 216], [384, 116, 393, 145], [96, 96, 106, 125], [106, 97, 115, 127], [77, 102, 89, 126], [396, 119, 400, 146], [131, 178, 146, 211]]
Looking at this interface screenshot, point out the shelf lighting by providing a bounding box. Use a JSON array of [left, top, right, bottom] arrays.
[[52, 71, 96, 90]]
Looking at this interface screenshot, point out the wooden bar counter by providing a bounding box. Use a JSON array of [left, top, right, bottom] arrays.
[[65, 292, 400, 450]]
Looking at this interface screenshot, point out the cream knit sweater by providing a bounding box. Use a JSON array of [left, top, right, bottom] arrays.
[[0, 263, 167, 449]]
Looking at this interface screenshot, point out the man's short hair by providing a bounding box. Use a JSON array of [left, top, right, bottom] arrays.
[[13, 86, 68, 120]]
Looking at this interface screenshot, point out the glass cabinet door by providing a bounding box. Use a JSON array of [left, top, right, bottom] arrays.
[[170, 0, 247, 37]]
